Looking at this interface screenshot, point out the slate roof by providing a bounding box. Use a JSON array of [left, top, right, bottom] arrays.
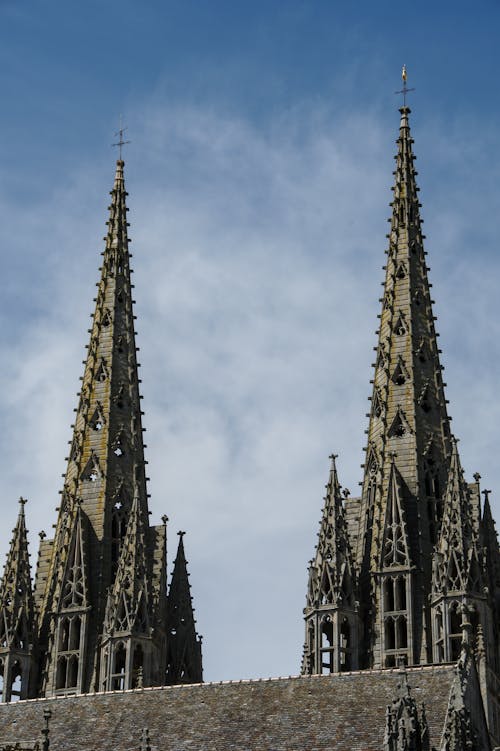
[[0, 665, 458, 750]]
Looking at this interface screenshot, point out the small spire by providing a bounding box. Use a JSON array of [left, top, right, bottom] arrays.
[[166, 532, 203, 685]]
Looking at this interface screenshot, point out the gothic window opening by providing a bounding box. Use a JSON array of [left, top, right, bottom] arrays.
[[56, 615, 82, 692], [339, 618, 351, 672], [396, 577, 407, 610], [383, 576, 407, 612], [320, 618, 334, 675], [81, 454, 101, 483], [435, 608, 445, 662], [372, 389, 383, 418], [394, 314, 406, 336], [101, 309, 112, 328], [384, 615, 408, 666], [449, 602, 462, 661], [392, 362, 407, 386], [111, 643, 126, 690], [10, 661, 22, 702], [385, 618, 396, 650], [384, 578, 395, 612], [89, 406, 105, 432], [396, 262, 407, 280], [95, 359, 108, 383]]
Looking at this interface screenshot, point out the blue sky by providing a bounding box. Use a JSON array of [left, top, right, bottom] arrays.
[[0, 1, 499, 683]]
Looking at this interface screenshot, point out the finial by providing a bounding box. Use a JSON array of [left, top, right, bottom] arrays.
[[473, 472, 481, 483], [161, 514, 168, 526], [395, 65, 415, 107], [39, 530, 46, 540], [482, 489, 492, 505], [178, 530, 186, 538], [112, 115, 131, 161], [342, 488, 351, 499], [389, 451, 397, 463], [18, 497, 27, 507]]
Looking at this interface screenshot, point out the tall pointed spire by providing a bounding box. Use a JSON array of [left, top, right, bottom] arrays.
[[166, 533, 203, 685], [35, 157, 168, 695], [304, 77, 500, 692], [0, 499, 35, 701], [355, 99, 453, 668], [302, 455, 358, 674]]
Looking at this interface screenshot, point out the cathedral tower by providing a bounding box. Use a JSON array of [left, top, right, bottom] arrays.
[[0, 157, 203, 699], [302, 86, 500, 739]]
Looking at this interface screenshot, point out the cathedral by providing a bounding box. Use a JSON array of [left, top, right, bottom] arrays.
[[0, 89, 498, 750]]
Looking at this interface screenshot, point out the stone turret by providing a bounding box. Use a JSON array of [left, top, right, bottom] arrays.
[[165, 532, 203, 685], [0, 499, 35, 701], [302, 455, 358, 673]]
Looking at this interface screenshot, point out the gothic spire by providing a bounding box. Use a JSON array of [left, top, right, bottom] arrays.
[[355, 101, 454, 667], [433, 438, 483, 596], [302, 455, 358, 674], [306, 455, 355, 610], [481, 491, 500, 590], [0, 499, 35, 701], [166, 533, 203, 685], [103, 491, 151, 637], [0, 499, 35, 654], [36, 157, 157, 694]]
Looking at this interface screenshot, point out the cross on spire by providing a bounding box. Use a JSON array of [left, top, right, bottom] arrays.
[[112, 116, 131, 160], [395, 65, 415, 107]]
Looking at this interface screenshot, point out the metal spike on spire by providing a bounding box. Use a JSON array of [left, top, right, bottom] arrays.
[[395, 64, 415, 107], [112, 114, 131, 161]]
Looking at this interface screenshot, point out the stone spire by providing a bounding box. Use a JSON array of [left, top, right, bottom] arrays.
[[355, 104, 453, 668], [0, 499, 35, 701], [100, 492, 154, 690], [433, 439, 482, 596], [103, 492, 151, 637], [302, 455, 358, 674], [165, 533, 203, 685], [35, 159, 168, 695]]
